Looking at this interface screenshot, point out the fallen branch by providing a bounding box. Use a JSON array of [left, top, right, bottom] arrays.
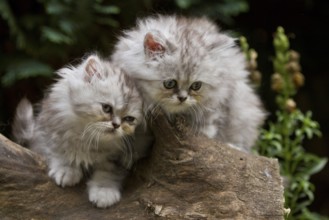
[[0, 113, 284, 219]]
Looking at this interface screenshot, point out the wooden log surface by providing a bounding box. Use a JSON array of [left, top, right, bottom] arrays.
[[0, 113, 284, 219]]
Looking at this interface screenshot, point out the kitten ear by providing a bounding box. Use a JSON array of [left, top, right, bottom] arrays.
[[84, 55, 102, 82], [144, 32, 166, 59]]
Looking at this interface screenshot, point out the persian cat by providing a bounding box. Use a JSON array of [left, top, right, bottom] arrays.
[[12, 54, 143, 208], [112, 15, 265, 151]]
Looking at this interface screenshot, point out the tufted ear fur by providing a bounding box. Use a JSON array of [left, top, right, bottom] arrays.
[[206, 33, 235, 52], [84, 55, 103, 82], [144, 32, 166, 59]]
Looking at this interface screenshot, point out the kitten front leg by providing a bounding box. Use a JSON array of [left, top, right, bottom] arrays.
[[199, 111, 222, 139], [87, 162, 126, 208], [201, 124, 218, 138], [48, 156, 83, 187]]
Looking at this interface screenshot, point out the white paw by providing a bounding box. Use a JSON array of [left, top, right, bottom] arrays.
[[227, 143, 248, 152], [202, 124, 217, 138], [48, 165, 83, 187], [88, 186, 121, 208]]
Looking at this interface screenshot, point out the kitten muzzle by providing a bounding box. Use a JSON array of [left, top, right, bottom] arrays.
[[112, 117, 121, 129], [112, 122, 120, 129], [178, 96, 187, 103], [177, 90, 188, 103]]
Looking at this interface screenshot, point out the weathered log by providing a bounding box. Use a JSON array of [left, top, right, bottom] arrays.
[[0, 114, 284, 219]]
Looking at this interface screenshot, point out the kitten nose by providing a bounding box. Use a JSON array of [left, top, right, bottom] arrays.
[[178, 96, 187, 102], [112, 117, 121, 129], [112, 122, 120, 129]]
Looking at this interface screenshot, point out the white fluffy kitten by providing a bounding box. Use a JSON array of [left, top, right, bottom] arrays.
[[12, 54, 143, 208], [112, 15, 265, 151]]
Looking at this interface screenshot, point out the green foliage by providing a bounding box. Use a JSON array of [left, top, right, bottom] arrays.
[[174, 0, 249, 25], [240, 36, 262, 87], [1, 58, 53, 87], [244, 27, 328, 219], [0, 0, 250, 88], [0, 0, 120, 86]]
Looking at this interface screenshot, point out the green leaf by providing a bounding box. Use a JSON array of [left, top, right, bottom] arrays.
[[219, 0, 249, 16], [93, 4, 120, 14], [305, 127, 313, 139], [59, 20, 75, 35], [41, 26, 74, 44], [306, 157, 327, 176], [1, 59, 53, 86], [45, 2, 68, 15], [0, 0, 26, 48], [175, 0, 195, 9]]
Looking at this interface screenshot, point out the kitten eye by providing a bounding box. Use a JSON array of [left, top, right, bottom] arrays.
[[101, 103, 112, 114], [123, 116, 135, 122], [163, 79, 177, 89], [190, 81, 202, 91]]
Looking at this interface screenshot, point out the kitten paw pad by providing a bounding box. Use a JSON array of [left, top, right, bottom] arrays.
[[48, 166, 83, 187], [88, 186, 121, 208]]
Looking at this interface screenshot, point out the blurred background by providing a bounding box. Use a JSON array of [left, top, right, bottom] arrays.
[[0, 0, 328, 217]]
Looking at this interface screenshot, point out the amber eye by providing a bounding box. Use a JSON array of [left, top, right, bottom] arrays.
[[123, 116, 135, 122], [101, 103, 112, 114], [163, 79, 177, 89], [190, 81, 202, 91]]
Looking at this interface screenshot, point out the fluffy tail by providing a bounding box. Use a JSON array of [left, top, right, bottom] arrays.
[[12, 98, 35, 147]]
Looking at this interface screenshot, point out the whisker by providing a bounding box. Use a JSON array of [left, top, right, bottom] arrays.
[[81, 123, 95, 150]]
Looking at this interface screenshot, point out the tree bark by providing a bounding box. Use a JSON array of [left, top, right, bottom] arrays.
[[0, 113, 285, 220]]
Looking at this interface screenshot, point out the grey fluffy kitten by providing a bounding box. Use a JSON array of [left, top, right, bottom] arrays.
[[12, 54, 143, 208], [112, 15, 265, 151]]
